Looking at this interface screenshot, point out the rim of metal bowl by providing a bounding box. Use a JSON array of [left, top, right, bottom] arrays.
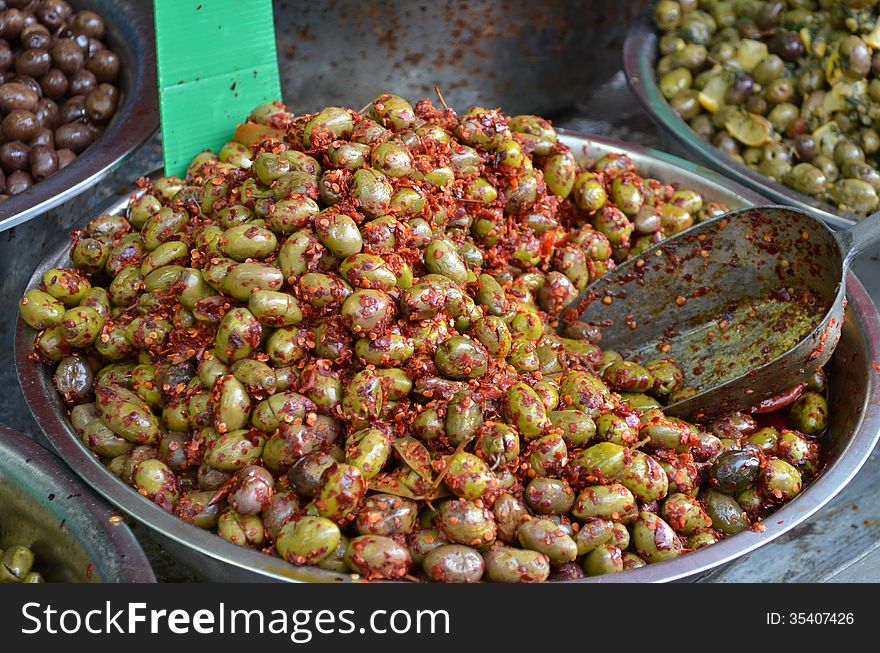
[[623, 12, 860, 230], [0, 424, 156, 582], [14, 131, 880, 582], [0, 0, 158, 232]]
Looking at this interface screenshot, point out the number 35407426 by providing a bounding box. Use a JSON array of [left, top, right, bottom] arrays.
[[767, 613, 855, 625]]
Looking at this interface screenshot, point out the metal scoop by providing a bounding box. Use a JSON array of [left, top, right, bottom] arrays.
[[560, 205, 879, 420]]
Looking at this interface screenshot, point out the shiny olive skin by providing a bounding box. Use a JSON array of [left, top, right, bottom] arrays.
[[633, 511, 683, 563], [443, 450, 498, 501], [276, 516, 341, 565], [506, 382, 551, 438], [583, 544, 624, 577], [438, 499, 497, 547], [573, 519, 615, 556], [710, 450, 761, 494], [483, 545, 550, 583], [572, 483, 637, 522], [423, 544, 484, 583], [701, 489, 750, 535], [523, 477, 574, 516], [314, 463, 366, 525], [661, 493, 712, 536], [760, 458, 803, 502], [344, 535, 412, 580], [493, 494, 528, 544], [517, 517, 578, 565], [788, 391, 829, 436]]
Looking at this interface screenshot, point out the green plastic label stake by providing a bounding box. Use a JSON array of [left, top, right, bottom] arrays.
[[154, 0, 282, 177]]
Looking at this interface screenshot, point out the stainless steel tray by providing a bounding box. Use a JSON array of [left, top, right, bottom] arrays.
[[15, 131, 880, 582], [0, 0, 158, 232], [623, 13, 859, 229]]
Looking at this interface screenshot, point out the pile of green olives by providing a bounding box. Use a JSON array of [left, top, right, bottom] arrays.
[[19, 92, 829, 582]]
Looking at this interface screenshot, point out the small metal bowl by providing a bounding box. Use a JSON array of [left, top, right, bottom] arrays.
[[0, 0, 158, 233], [623, 13, 858, 229], [0, 425, 155, 582], [14, 131, 880, 582]]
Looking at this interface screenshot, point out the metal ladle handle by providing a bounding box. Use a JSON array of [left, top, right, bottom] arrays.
[[837, 208, 880, 266]]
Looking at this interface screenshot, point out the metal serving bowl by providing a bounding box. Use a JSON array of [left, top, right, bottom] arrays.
[[273, 0, 651, 117], [0, 425, 155, 582], [623, 13, 859, 230], [0, 0, 158, 232], [14, 131, 880, 582]]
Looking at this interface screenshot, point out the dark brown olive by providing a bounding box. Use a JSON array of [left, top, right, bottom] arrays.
[[840, 35, 872, 80], [2, 108, 38, 141], [56, 147, 74, 168], [86, 49, 119, 83], [0, 8, 27, 40], [71, 10, 105, 39], [68, 68, 96, 95], [768, 30, 804, 63], [97, 81, 117, 103], [29, 143, 58, 179], [55, 121, 93, 152], [51, 38, 84, 75], [39, 67, 68, 99], [287, 452, 337, 498], [36, 0, 73, 30], [6, 169, 32, 194], [53, 355, 93, 403], [66, 31, 90, 57], [15, 48, 51, 78], [58, 94, 85, 123], [160, 432, 189, 473], [20, 24, 51, 50], [34, 97, 58, 128], [10, 73, 42, 98], [197, 462, 232, 491], [0, 140, 30, 172], [85, 87, 115, 122], [549, 561, 585, 581], [0, 40, 12, 72], [87, 38, 103, 60], [794, 134, 817, 161], [725, 72, 754, 104], [0, 168, 7, 193], [228, 465, 275, 515], [0, 81, 38, 112]]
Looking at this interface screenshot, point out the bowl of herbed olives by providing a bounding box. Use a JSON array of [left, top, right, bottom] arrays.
[[624, 0, 880, 228]]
